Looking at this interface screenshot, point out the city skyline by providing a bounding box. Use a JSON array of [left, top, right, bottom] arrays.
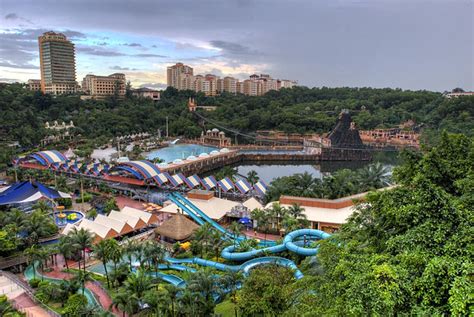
[[0, 0, 472, 91]]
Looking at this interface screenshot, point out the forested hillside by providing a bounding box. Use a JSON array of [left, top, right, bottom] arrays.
[[1, 83, 472, 150]]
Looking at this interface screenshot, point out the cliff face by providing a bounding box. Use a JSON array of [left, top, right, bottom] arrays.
[[327, 110, 364, 148]]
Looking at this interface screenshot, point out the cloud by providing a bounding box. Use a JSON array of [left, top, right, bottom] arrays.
[[110, 65, 138, 71], [77, 46, 126, 56], [0, 61, 38, 69], [5, 13, 18, 20], [209, 40, 256, 56], [134, 53, 167, 58], [139, 82, 167, 89], [122, 42, 142, 47]]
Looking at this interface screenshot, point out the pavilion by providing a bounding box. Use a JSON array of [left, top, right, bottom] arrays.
[[155, 213, 199, 242]]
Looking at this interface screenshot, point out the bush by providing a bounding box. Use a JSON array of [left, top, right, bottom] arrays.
[[28, 278, 41, 288], [75, 192, 92, 203], [62, 294, 88, 316]]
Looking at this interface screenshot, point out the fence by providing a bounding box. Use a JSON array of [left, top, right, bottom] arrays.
[[0, 270, 61, 317]]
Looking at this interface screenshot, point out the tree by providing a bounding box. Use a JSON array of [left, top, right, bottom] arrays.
[[0, 295, 19, 317], [301, 133, 473, 315], [246, 170, 259, 185], [69, 227, 93, 272], [93, 239, 111, 288], [72, 270, 92, 296], [142, 287, 170, 316], [58, 235, 74, 270], [62, 294, 89, 317], [164, 284, 180, 317], [123, 238, 138, 271], [124, 269, 153, 299], [187, 269, 217, 315], [356, 162, 391, 191], [21, 210, 57, 245], [220, 270, 244, 317], [237, 265, 297, 316], [111, 291, 136, 317], [192, 223, 213, 258], [228, 221, 243, 248]]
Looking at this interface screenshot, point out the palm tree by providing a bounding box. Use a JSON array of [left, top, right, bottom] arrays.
[[287, 203, 306, 220], [295, 172, 317, 197], [2, 208, 26, 227], [228, 221, 243, 248], [69, 227, 93, 272], [192, 223, 213, 258], [246, 170, 259, 185], [93, 239, 111, 288], [187, 269, 217, 313], [179, 289, 206, 316], [58, 236, 74, 270], [72, 270, 92, 296], [24, 245, 42, 280], [123, 271, 153, 306], [106, 239, 122, 272], [0, 295, 16, 316], [142, 287, 169, 316], [123, 239, 137, 271], [209, 231, 225, 261], [357, 162, 391, 191], [33, 200, 52, 214], [143, 241, 166, 272], [164, 284, 180, 317], [111, 291, 133, 317], [220, 270, 244, 317], [267, 202, 288, 231], [21, 210, 55, 245]]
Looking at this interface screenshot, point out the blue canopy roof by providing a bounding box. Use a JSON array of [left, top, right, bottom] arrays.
[[0, 181, 71, 206]]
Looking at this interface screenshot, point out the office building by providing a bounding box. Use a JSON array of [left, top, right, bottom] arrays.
[[38, 31, 77, 95]]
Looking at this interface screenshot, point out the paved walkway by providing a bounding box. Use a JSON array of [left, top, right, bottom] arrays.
[[241, 228, 281, 241], [116, 195, 146, 210], [0, 275, 51, 317], [43, 257, 122, 316]]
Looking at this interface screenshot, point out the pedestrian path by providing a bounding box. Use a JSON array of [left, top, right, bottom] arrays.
[[0, 273, 52, 317]]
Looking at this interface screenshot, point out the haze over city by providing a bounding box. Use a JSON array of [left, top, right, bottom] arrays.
[[0, 0, 472, 91]]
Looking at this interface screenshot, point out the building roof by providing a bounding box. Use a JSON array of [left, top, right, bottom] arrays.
[[78, 218, 119, 239], [155, 213, 199, 241], [121, 206, 157, 225], [242, 197, 263, 211], [274, 203, 354, 224], [108, 210, 147, 229], [94, 214, 133, 235]]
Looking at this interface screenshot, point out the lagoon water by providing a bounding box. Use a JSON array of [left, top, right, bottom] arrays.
[[147, 144, 217, 163]]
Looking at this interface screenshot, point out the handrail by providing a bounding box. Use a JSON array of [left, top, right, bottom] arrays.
[[0, 270, 61, 317]]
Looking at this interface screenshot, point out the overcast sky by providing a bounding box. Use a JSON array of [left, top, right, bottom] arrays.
[[0, 0, 472, 91]]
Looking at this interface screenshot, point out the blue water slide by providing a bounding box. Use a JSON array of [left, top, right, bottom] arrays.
[[283, 229, 331, 256], [172, 192, 231, 237], [172, 192, 276, 246], [168, 193, 205, 225]]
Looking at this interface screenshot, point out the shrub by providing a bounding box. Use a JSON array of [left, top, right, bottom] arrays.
[[62, 294, 88, 316], [28, 278, 41, 288]]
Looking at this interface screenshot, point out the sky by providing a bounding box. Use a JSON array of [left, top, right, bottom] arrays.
[[0, 0, 472, 91]]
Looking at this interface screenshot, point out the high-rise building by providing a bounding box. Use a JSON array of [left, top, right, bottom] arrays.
[[167, 63, 193, 90], [38, 31, 77, 95], [81, 73, 126, 98], [166, 63, 296, 96]]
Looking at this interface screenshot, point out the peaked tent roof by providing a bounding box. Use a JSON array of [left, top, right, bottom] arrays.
[[108, 210, 147, 229], [0, 181, 71, 205], [94, 214, 134, 235], [121, 206, 157, 225], [155, 213, 199, 241]]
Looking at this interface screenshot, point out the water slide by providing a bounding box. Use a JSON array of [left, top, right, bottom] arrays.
[[24, 263, 101, 308], [170, 192, 276, 246]]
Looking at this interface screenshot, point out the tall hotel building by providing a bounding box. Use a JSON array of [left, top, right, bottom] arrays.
[[167, 63, 194, 90], [38, 32, 77, 95]]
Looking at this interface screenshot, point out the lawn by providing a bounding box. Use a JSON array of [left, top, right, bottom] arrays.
[[215, 299, 237, 317]]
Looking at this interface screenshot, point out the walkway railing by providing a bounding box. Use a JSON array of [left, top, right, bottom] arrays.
[[0, 270, 60, 317]]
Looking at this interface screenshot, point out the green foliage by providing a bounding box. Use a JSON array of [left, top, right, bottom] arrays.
[[28, 278, 41, 288], [266, 162, 391, 202], [237, 265, 299, 316], [62, 294, 88, 317], [0, 295, 23, 317], [0, 224, 21, 256], [299, 133, 474, 315]]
